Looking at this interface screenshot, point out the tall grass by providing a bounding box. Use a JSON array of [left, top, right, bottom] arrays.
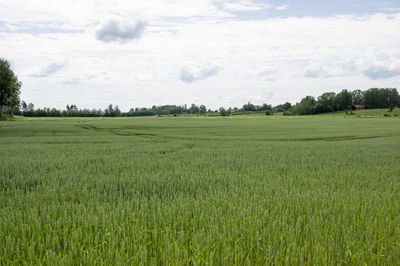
[[1, 117, 400, 264]]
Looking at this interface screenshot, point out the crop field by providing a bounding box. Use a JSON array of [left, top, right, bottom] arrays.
[[1, 116, 400, 264]]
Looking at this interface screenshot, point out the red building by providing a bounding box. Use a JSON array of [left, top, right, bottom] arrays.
[[352, 105, 365, 110]]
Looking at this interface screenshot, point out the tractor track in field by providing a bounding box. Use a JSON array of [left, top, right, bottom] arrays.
[[77, 124, 400, 143]]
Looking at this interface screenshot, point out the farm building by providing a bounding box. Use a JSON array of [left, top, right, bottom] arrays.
[[352, 105, 365, 110]]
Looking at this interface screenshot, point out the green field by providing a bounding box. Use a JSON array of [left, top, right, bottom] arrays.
[[1, 116, 400, 264]]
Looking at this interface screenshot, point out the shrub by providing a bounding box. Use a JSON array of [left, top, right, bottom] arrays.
[[0, 114, 16, 121], [282, 110, 294, 116]]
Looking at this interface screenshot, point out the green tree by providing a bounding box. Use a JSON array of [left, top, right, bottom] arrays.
[[363, 88, 396, 109], [0, 58, 21, 117], [242, 102, 256, 112], [387, 88, 399, 108], [316, 92, 337, 113], [188, 104, 200, 114], [114, 105, 121, 117], [20, 101, 27, 111], [199, 105, 207, 114], [219, 107, 231, 116], [282, 102, 292, 110], [295, 96, 316, 115], [335, 89, 352, 110], [27, 103, 34, 110], [260, 103, 272, 111], [351, 90, 364, 105]]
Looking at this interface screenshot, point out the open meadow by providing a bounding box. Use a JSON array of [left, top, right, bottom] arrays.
[[1, 116, 400, 264]]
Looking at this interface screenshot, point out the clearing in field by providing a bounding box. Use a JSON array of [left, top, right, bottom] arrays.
[[1, 116, 400, 264]]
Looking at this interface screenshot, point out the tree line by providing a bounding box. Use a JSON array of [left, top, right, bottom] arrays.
[[9, 102, 271, 117], [4, 90, 400, 118], [18, 103, 122, 117], [9, 87, 398, 118], [292, 88, 399, 116]]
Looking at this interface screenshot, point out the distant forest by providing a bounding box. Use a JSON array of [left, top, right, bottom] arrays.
[[4, 88, 399, 117]]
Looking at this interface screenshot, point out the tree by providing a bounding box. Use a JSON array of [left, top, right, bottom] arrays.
[[20, 101, 27, 111], [260, 103, 272, 111], [351, 90, 364, 105], [199, 105, 207, 114], [0, 58, 21, 117], [316, 92, 337, 113], [295, 96, 316, 115], [219, 107, 231, 116], [188, 104, 199, 114], [27, 103, 34, 110], [387, 88, 399, 108], [335, 89, 352, 110], [363, 88, 399, 109], [282, 102, 292, 110], [242, 102, 256, 112]]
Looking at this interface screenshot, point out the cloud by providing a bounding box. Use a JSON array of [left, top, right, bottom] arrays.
[[212, 0, 225, 10], [363, 66, 400, 79], [304, 65, 334, 78], [0, 20, 83, 35], [2, 2, 400, 110], [61, 79, 80, 85], [211, 0, 272, 12], [303, 59, 361, 79], [31, 62, 65, 77], [379, 8, 400, 12], [96, 20, 147, 43], [276, 4, 289, 11], [180, 64, 220, 83]]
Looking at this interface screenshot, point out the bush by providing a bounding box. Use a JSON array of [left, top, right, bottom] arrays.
[[219, 108, 231, 116], [282, 110, 294, 116], [0, 114, 16, 121], [265, 110, 273, 116]]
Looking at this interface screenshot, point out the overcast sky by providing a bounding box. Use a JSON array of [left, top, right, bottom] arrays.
[[1, 0, 400, 110]]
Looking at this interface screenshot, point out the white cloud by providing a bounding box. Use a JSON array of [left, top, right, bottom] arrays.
[[380, 8, 400, 12], [31, 62, 66, 77], [180, 64, 220, 83], [363, 66, 400, 79], [211, 0, 272, 12], [276, 4, 289, 11], [96, 20, 147, 43], [0, 1, 399, 110]]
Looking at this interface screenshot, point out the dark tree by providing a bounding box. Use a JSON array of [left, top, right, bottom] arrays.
[[351, 90, 364, 105], [282, 102, 292, 110], [27, 103, 34, 110], [387, 88, 399, 108], [188, 104, 200, 114], [242, 102, 256, 112], [316, 92, 337, 113], [20, 100, 27, 111], [335, 89, 352, 110], [219, 107, 231, 116], [199, 105, 207, 114], [295, 96, 316, 115], [0, 58, 21, 117]]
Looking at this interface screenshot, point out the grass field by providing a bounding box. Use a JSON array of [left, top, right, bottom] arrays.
[[1, 116, 400, 264]]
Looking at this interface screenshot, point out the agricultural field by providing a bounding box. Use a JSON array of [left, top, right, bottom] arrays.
[[1, 116, 400, 264]]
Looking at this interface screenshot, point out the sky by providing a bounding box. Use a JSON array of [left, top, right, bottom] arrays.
[[1, 0, 400, 110]]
